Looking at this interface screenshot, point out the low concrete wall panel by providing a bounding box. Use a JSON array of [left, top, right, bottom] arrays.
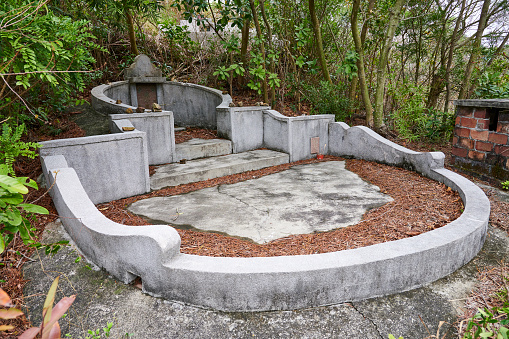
[[40, 133, 150, 204], [110, 112, 175, 165]]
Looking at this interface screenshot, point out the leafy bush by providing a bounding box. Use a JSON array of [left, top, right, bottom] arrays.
[[389, 83, 453, 143], [302, 81, 352, 121], [0, 124, 40, 175], [473, 71, 509, 99], [0, 0, 101, 122]]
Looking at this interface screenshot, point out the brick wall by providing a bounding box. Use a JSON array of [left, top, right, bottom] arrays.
[[453, 105, 509, 181]]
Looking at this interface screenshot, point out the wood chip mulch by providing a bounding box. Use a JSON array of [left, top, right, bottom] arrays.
[[99, 157, 463, 257], [174, 127, 218, 144]]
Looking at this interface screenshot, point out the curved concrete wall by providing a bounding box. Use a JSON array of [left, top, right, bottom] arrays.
[[42, 124, 490, 312], [162, 82, 225, 129], [91, 80, 232, 129]]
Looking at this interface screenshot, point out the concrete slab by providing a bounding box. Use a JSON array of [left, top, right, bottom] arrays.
[[175, 138, 232, 162], [23, 221, 509, 338], [150, 149, 289, 190], [131, 162, 393, 243]]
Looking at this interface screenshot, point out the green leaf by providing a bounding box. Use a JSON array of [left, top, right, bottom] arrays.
[[18, 203, 49, 214], [0, 236, 5, 254], [0, 175, 28, 194]]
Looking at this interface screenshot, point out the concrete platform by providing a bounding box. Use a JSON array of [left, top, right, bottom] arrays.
[[150, 149, 289, 190], [175, 138, 232, 162], [132, 162, 393, 243]]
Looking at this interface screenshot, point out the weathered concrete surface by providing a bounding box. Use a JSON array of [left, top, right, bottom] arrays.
[[23, 218, 509, 339], [175, 138, 232, 162], [150, 149, 289, 190], [40, 132, 150, 204], [131, 161, 393, 243]]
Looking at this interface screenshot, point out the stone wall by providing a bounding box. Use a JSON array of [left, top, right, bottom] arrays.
[[453, 99, 509, 181]]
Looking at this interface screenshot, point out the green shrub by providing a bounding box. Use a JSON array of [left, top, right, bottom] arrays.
[[389, 83, 453, 143], [302, 81, 353, 121]]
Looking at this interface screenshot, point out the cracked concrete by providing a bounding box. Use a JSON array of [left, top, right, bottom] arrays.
[[23, 220, 509, 338], [128, 161, 393, 243]]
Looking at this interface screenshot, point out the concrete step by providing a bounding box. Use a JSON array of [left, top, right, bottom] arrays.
[[150, 149, 290, 190], [175, 138, 232, 162]]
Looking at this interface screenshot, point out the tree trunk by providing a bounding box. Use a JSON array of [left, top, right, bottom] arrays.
[[351, 0, 373, 127], [248, 0, 269, 103], [349, 0, 375, 117], [240, 18, 250, 87], [373, 0, 405, 130], [444, 0, 466, 113], [240, 19, 250, 64], [259, 0, 276, 105], [458, 0, 490, 99], [124, 4, 138, 55], [309, 0, 331, 84]]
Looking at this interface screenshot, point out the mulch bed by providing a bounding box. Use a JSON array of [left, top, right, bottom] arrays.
[[99, 157, 463, 257], [174, 127, 218, 144]]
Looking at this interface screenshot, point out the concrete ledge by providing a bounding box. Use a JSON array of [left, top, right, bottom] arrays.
[[454, 99, 509, 109], [40, 133, 150, 204], [110, 112, 175, 165], [43, 161, 181, 284], [91, 81, 135, 114], [329, 123, 444, 177]]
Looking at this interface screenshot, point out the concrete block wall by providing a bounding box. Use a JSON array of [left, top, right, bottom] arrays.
[[110, 112, 175, 165], [40, 132, 150, 204], [453, 100, 509, 181], [264, 110, 334, 162], [217, 106, 267, 153]]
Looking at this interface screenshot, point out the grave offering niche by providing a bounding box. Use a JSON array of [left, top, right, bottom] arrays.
[[124, 54, 166, 109], [453, 99, 509, 182]]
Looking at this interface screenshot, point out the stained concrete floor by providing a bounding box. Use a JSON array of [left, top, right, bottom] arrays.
[[129, 161, 393, 243]]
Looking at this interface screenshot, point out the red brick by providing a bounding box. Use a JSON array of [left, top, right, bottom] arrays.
[[455, 127, 470, 138], [470, 129, 489, 141], [457, 106, 473, 117], [468, 150, 486, 161], [452, 146, 468, 158], [495, 145, 509, 156], [459, 138, 474, 149], [506, 159, 509, 169], [474, 109, 488, 119], [461, 117, 477, 128], [455, 116, 462, 125], [475, 141, 493, 152], [497, 122, 509, 134], [488, 132, 508, 145], [476, 119, 489, 130], [453, 136, 458, 145]]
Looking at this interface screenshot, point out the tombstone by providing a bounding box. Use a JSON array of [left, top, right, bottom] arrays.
[[124, 54, 166, 109]]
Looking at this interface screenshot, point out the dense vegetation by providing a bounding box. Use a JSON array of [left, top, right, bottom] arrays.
[[1, 0, 508, 141]]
